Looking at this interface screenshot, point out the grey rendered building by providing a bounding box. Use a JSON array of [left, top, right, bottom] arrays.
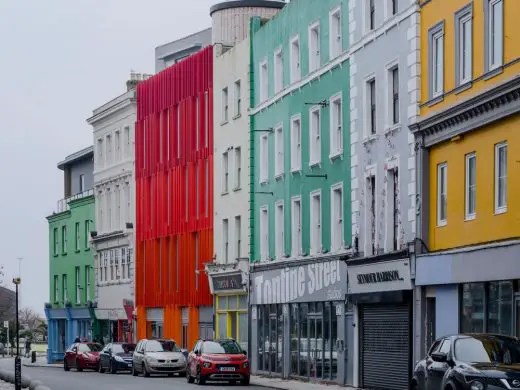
[[347, 1, 420, 389]]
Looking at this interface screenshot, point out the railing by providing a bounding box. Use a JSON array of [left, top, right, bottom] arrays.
[[55, 189, 94, 213]]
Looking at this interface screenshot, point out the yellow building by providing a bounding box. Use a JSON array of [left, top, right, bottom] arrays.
[[410, 0, 520, 357]]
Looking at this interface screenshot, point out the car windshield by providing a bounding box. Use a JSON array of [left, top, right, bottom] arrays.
[[160, 340, 181, 352], [454, 336, 520, 364], [145, 340, 165, 352], [78, 343, 102, 352], [203, 340, 243, 354], [112, 343, 136, 354]]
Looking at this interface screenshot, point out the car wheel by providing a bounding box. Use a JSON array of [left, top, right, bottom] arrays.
[[64, 360, 70, 372], [110, 360, 117, 374], [132, 364, 138, 376], [143, 362, 150, 377], [241, 376, 250, 386], [76, 359, 83, 372], [98, 361, 105, 374], [187, 367, 195, 383]]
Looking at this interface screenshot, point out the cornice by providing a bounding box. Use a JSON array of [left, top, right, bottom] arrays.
[[410, 76, 520, 147], [87, 91, 136, 125]]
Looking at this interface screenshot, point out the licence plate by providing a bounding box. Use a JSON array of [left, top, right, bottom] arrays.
[[220, 367, 235, 372]]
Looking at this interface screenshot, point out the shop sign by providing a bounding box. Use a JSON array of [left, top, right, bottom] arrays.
[[212, 273, 243, 292], [347, 258, 412, 294], [251, 259, 346, 305]]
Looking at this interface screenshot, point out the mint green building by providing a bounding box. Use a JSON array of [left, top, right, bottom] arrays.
[[248, 0, 354, 384], [45, 146, 96, 363]]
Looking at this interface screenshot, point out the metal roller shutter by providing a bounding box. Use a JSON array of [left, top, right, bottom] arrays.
[[360, 304, 410, 390]]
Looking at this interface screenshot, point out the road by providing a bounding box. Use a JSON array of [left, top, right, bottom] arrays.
[[0, 359, 265, 390]]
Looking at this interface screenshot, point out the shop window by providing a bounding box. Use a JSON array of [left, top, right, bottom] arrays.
[[460, 281, 513, 335], [257, 304, 283, 374]]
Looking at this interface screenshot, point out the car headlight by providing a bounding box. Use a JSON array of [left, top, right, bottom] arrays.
[[242, 362, 249, 368], [114, 355, 125, 363], [146, 356, 157, 363], [202, 361, 211, 368], [470, 380, 484, 390]]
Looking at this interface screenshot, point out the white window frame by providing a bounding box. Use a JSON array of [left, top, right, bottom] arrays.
[[330, 183, 344, 252], [234, 79, 241, 117], [486, 0, 504, 72], [274, 47, 283, 94], [222, 151, 229, 193], [308, 21, 321, 73], [235, 215, 241, 260], [366, 0, 376, 32], [365, 171, 377, 256], [364, 75, 377, 137], [222, 87, 229, 123], [223, 219, 229, 263], [121, 248, 127, 280], [310, 190, 322, 255], [309, 106, 321, 166], [429, 22, 445, 99], [494, 142, 507, 214], [259, 206, 269, 261], [75, 222, 81, 251], [260, 133, 269, 184], [259, 59, 268, 102], [437, 163, 448, 226], [85, 266, 91, 301], [274, 123, 284, 177], [275, 201, 285, 259], [54, 275, 59, 302], [75, 267, 81, 304], [385, 59, 400, 129], [329, 92, 343, 158], [384, 158, 400, 253], [291, 196, 302, 257], [455, 5, 473, 86], [234, 147, 241, 190], [290, 35, 301, 84], [465, 152, 476, 220], [290, 114, 302, 172], [329, 6, 342, 59]]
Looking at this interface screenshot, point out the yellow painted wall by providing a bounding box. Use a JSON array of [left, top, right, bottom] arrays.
[[420, 0, 520, 117], [428, 115, 520, 250]]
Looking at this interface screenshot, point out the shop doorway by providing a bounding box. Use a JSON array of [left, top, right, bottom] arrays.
[[514, 297, 520, 337], [426, 297, 436, 351], [257, 304, 283, 375]]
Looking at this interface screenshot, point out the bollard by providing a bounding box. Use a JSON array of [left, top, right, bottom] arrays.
[[31, 351, 36, 364]]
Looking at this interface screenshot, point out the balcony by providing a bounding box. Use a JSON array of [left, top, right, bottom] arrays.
[[55, 189, 94, 213]]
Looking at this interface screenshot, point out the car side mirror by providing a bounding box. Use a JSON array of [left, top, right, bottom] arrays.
[[431, 352, 447, 363], [194, 349, 200, 356], [243, 350, 247, 356]]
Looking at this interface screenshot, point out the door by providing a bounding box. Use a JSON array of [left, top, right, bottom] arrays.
[[69, 344, 78, 367], [309, 303, 324, 379], [100, 344, 109, 369], [135, 341, 145, 371], [426, 338, 450, 390], [426, 298, 436, 353], [515, 297, 520, 337]]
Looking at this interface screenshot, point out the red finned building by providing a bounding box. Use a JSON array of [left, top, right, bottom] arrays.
[[135, 46, 213, 349]]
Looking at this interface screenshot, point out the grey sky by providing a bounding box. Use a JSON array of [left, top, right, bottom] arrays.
[[0, 0, 217, 315]]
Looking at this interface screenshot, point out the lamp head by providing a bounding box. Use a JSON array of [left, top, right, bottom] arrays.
[[12, 277, 21, 285]]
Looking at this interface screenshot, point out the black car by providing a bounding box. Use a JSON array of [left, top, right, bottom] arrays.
[[412, 333, 520, 390], [99, 342, 136, 374]]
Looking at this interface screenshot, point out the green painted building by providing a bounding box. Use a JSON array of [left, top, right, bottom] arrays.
[[45, 146, 96, 363], [247, 0, 354, 384]]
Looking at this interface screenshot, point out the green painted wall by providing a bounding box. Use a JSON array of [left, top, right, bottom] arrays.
[[250, 0, 351, 262], [47, 196, 95, 308]]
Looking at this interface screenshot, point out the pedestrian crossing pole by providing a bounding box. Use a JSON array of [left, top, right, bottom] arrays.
[[13, 277, 21, 390]]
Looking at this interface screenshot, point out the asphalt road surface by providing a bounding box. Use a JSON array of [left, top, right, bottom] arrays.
[[0, 359, 264, 390]]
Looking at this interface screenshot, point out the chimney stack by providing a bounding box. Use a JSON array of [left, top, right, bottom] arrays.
[[126, 71, 153, 91]]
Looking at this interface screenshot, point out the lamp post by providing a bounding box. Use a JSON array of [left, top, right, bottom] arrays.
[[13, 277, 21, 390]]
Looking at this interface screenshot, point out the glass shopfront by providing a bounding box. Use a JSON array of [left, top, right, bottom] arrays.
[[289, 302, 338, 381], [215, 294, 248, 352], [257, 304, 283, 374], [460, 281, 514, 335]]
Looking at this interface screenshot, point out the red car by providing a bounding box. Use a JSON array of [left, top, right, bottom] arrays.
[[64, 342, 103, 372], [186, 339, 249, 385]]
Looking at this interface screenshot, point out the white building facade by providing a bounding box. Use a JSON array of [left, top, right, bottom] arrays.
[[207, 0, 285, 350], [86, 74, 148, 343], [347, 1, 420, 389]]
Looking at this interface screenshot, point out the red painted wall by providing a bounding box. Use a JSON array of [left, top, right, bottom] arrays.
[[135, 46, 214, 312]]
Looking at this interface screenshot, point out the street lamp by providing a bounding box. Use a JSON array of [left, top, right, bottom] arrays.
[[12, 277, 21, 390]]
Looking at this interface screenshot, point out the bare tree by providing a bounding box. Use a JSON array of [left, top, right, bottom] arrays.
[[18, 307, 43, 330]]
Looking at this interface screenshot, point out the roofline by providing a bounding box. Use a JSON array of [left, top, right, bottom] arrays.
[[210, 0, 286, 16], [57, 146, 94, 170], [155, 27, 212, 51]]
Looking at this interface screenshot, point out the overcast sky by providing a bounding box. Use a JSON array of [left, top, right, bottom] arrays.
[[0, 0, 217, 315]]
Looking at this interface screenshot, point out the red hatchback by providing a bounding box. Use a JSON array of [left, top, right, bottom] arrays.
[[186, 339, 249, 385], [64, 342, 103, 372]]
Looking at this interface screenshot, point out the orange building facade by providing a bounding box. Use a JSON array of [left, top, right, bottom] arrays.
[[134, 46, 214, 350]]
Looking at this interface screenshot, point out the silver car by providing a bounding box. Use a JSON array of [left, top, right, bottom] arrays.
[[132, 339, 186, 377]]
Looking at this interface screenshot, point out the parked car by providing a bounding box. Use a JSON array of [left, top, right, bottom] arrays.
[[64, 342, 103, 372], [186, 339, 249, 385], [132, 338, 186, 377], [411, 333, 520, 390], [98, 342, 136, 374]]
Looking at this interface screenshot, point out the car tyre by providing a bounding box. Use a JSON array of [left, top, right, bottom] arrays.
[[187, 368, 195, 383], [98, 362, 105, 374], [241, 376, 250, 386], [64, 360, 70, 372], [76, 359, 83, 372], [132, 364, 138, 376], [110, 360, 117, 374], [143, 362, 151, 377]]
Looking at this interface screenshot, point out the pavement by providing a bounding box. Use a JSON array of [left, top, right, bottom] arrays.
[[0, 381, 13, 390], [14, 357, 359, 390]]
